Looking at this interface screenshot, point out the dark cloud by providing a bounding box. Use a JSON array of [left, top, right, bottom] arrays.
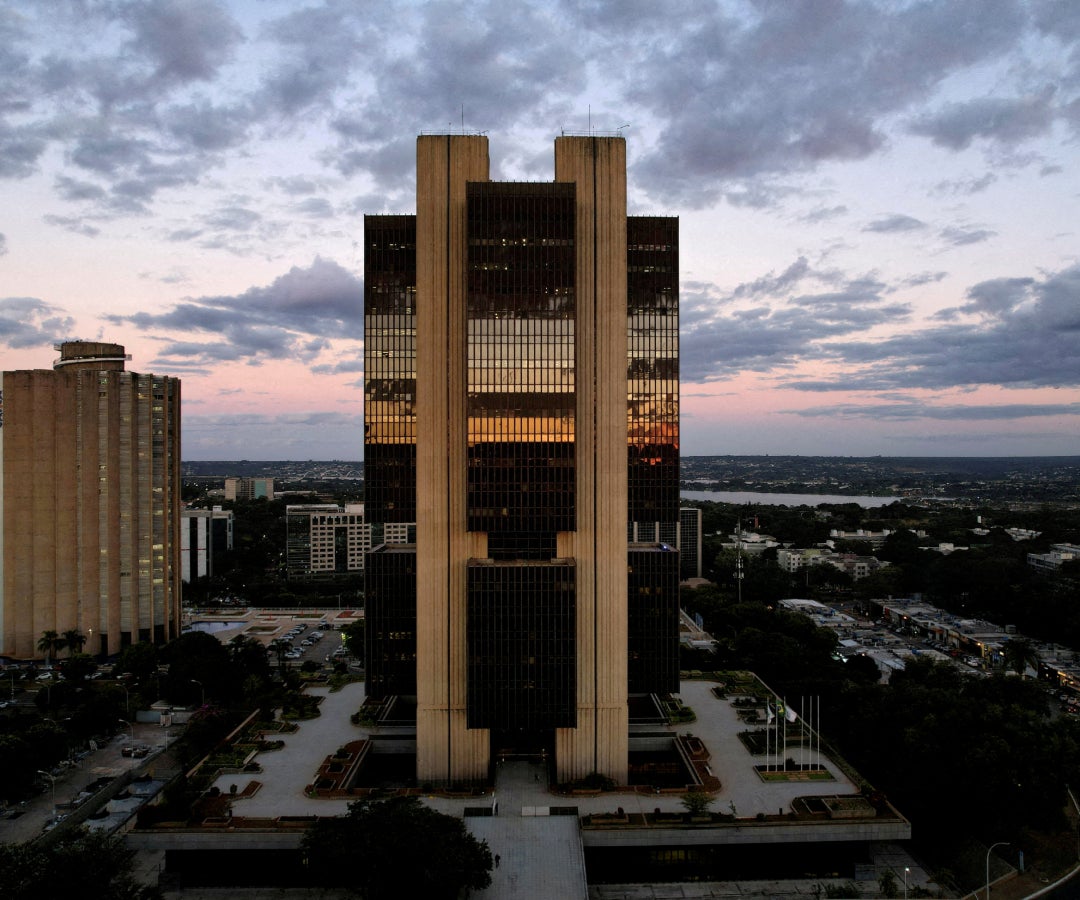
[[799, 205, 848, 224], [42, 214, 100, 237], [787, 401, 1080, 421], [0, 297, 75, 349], [55, 175, 108, 202], [0, 233, 6, 256], [292, 197, 334, 219], [204, 205, 261, 231], [119, 0, 243, 87], [777, 263, 1080, 392], [625, 0, 1032, 205], [864, 215, 926, 233], [105, 257, 362, 365], [940, 225, 997, 246], [910, 92, 1057, 150], [267, 175, 319, 196], [161, 100, 251, 151], [932, 172, 997, 196], [681, 260, 910, 383], [903, 271, 948, 288]]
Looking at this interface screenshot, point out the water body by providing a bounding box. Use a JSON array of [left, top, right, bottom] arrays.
[[681, 490, 903, 508], [186, 620, 243, 634]]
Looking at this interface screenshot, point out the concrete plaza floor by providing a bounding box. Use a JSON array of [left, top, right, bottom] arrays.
[[196, 678, 933, 899]]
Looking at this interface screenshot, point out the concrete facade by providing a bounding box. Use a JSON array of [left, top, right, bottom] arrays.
[[0, 341, 182, 658]]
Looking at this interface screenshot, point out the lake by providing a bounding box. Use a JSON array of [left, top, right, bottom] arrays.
[[680, 490, 904, 508]]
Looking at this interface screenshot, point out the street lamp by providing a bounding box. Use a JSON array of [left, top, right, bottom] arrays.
[[986, 841, 1010, 900], [119, 718, 134, 756], [190, 678, 205, 706], [904, 866, 909, 899], [36, 769, 56, 819]]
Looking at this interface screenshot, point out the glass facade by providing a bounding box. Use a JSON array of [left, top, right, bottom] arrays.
[[466, 560, 576, 730], [365, 545, 417, 698], [466, 182, 577, 534], [628, 545, 681, 693], [363, 166, 680, 728], [364, 215, 417, 522], [627, 217, 679, 523]]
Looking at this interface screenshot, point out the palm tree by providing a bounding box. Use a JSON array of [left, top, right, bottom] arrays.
[[269, 638, 292, 672], [37, 630, 64, 667], [62, 629, 86, 658], [1004, 637, 1040, 677]]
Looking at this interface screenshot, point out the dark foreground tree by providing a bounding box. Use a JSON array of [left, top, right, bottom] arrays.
[[303, 796, 492, 899], [0, 829, 160, 900]]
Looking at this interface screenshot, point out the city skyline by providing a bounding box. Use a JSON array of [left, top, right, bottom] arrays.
[[2, 1, 1079, 459]]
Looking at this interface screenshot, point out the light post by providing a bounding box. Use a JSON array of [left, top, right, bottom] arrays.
[[119, 718, 134, 758], [190, 678, 205, 706], [904, 866, 909, 899], [36, 769, 56, 819], [986, 841, 1009, 899]]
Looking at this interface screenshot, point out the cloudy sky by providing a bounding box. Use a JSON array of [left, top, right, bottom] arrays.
[[2, 0, 1079, 460]]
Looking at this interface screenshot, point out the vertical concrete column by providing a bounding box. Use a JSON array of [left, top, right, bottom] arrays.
[[554, 136, 629, 784], [415, 134, 490, 784]]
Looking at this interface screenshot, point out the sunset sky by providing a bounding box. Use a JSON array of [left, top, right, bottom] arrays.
[[2, 0, 1079, 460]]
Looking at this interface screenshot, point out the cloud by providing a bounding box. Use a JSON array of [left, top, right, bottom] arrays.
[[0, 297, 76, 349], [799, 205, 848, 224], [119, 0, 244, 87], [625, 0, 1031, 205], [0, 233, 6, 256], [778, 263, 1080, 392], [43, 214, 100, 237], [681, 260, 911, 383], [909, 92, 1057, 150], [932, 172, 997, 196], [940, 225, 997, 246], [864, 214, 927, 233], [786, 401, 1080, 421], [105, 257, 363, 365]]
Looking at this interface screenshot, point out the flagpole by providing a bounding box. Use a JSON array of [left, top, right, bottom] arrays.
[[783, 697, 788, 768]]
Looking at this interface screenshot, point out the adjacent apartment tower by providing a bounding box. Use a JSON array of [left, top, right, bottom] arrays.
[[364, 135, 679, 785], [0, 341, 182, 659]]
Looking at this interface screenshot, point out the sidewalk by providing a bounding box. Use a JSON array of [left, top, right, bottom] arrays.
[[0, 718, 173, 844]]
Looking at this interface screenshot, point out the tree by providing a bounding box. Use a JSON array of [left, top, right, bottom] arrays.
[[0, 829, 159, 900], [116, 641, 158, 683], [269, 637, 292, 671], [61, 628, 87, 657], [681, 788, 713, 817], [302, 796, 492, 899], [37, 630, 63, 666], [1003, 637, 1039, 677], [341, 619, 365, 662]]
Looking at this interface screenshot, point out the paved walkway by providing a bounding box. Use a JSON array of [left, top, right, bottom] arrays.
[[157, 678, 939, 898], [211, 682, 365, 817]]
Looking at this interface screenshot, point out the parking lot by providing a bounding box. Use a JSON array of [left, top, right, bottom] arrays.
[[185, 608, 358, 669]]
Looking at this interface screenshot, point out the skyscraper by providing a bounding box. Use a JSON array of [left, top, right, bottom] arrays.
[[364, 135, 679, 785], [0, 341, 182, 659]]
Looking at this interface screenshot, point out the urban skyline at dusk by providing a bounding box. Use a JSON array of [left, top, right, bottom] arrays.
[[2, 0, 1079, 459]]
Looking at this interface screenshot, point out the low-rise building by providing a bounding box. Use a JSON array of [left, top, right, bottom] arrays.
[[180, 506, 234, 582]]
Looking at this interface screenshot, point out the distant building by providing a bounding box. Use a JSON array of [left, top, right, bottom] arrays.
[[1, 341, 182, 658], [776, 547, 884, 581], [679, 507, 703, 579], [1028, 543, 1080, 573], [286, 503, 410, 577], [224, 476, 274, 501], [628, 508, 702, 579], [180, 506, 234, 582]]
